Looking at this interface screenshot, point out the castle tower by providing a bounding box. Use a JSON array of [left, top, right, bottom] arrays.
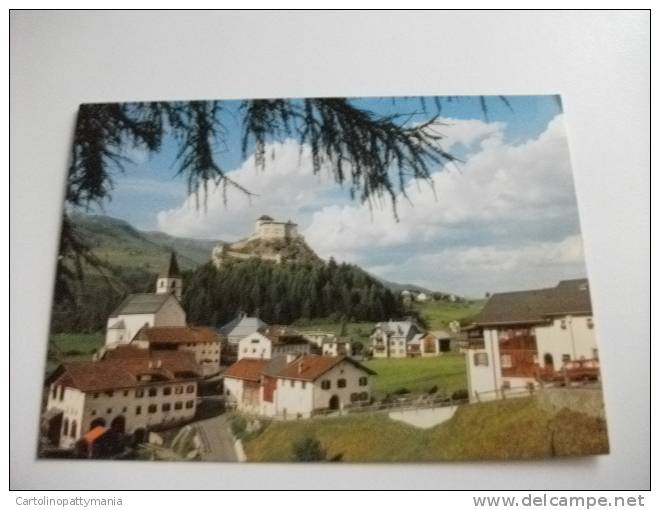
[[156, 252, 182, 299]]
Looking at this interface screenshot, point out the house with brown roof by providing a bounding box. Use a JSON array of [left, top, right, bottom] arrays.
[[463, 279, 599, 402], [237, 325, 311, 361], [44, 347, 202, 449], [223, 354, 376, 418], [133, 326, 223, 376]]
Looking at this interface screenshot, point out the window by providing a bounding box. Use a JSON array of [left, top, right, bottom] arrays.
[[337, 379, 347, 388], [59, 386, 65, 401], [587, 318, 594, 329], [147, 404, 157, 414], [186, 385, 195, 393], [500, 354, 512, 368], [92, 392, 99, 399], [135, 406, 142, 415], [135, 389, 144, 398], [321, 380, 330, 390], [175, 386, 183, 395], [185, 400, 194, 409], [290, 380, 295, 388], [90, 410, 96, 416], [358, 377, 368, 386], [122, 407, 127, 413], [62, 419, 69, 436], [562, 354, 571, 363], [70, 420, 77, 438], [302, 382, 306, 389], [174, 402, 183, 410], [163, 387, 172, 396], [148, 388, 157, 397], [106, 408, 112, 414], [592, 348, 599, 360], [162, 403, 171, 412], [350, 393, 360, 402], [123, 390, 129, 397], [501, 380, 511, 390], [105, 391, 114, 397], [360, 392, 368, 401], [51, 385, 57, 399], [171, 281, 176, 288], [474, 353, 489, 367]]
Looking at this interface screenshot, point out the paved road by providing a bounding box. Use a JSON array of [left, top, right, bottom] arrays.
[[195, 412, 238, 462]]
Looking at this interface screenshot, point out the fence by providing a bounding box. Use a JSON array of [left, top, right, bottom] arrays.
[[265, 393, 469, 421]]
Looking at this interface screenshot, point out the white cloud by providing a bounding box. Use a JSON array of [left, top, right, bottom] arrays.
[[156, 140, 345, 240], [156, 114, 587, 295], [423, 117, 505, 151], [302, 114, 586, 294]]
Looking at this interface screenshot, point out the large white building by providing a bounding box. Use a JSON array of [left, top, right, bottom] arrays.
[[105, 253, 186, 346], [223, 354, 376, 418], [44, 347, 201, 449], [463, 279, 599, 402]]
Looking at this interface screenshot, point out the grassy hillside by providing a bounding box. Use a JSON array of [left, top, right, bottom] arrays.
[[411, 299, 485, 329], [364, 355, 467, 399], [70, 213, 219, 271], [242, 396, 609, 462]]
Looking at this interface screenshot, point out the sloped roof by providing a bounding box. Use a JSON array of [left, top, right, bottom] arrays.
[[219, 315, 267, 342], [110, 293, 175, 317], [223, 358, 271, 382], [258, 325, 307, 345], [276, 355, 376, 382], [430, 329, 452, 340], [473, 279, 592, 326], [51, 349, 201, 392], [107, 319, 125, 330], [136, 326, 221, 345], [159, 252, 181, 278], [374, 320, 420, 339], [223, 354, 376, 383]]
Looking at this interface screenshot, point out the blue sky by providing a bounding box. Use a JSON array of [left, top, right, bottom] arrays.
[[87, 95, 585, 296], [96, 95, 562, 230]]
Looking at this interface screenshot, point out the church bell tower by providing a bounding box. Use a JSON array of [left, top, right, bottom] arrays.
[[156, 252, 183, 300]]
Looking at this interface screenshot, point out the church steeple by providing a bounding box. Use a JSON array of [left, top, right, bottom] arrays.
[[156, 252, 182, 299]]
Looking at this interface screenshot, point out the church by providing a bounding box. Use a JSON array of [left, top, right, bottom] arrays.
[[104, 252, 186, 346]]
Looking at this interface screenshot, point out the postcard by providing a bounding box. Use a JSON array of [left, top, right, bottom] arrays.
[[40, 95, 608, 462]]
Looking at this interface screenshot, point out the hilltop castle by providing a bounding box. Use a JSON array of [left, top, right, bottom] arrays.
[[211, 215, 304, 268], [251, 215, 299, 241]]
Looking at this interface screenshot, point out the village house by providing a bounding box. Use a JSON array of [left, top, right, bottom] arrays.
[[44, 347, 202, 450], [104, 253, 186, 346], [223, 354, 376, 418], [321, 336, 351, 357], [463, 279, 599, 402], [217, 313, 267, 365], [370, 319, 424, 358], [238, 325, 311, 360], [132, 326, 223, 376]]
